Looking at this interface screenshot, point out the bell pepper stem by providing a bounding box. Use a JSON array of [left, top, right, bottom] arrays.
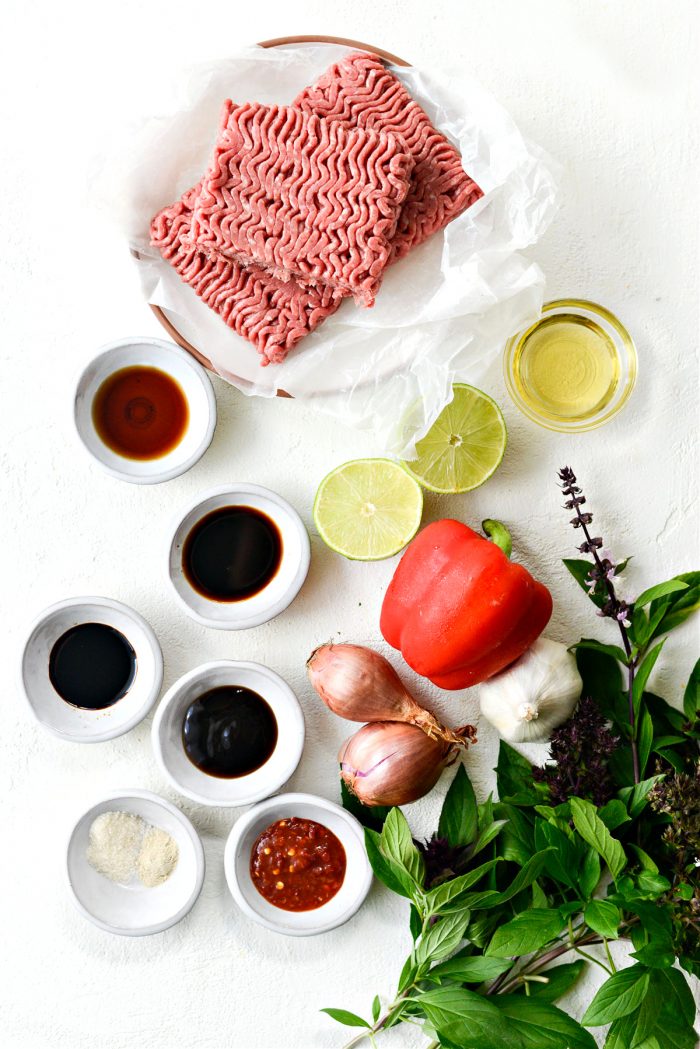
[[482, 519, 512, 558]]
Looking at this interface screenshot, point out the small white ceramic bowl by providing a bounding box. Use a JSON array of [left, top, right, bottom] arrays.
[[167, 484, 310, 630], [224, 793, 372, 936], [20, 597, 163, 743], [152, 660, 305, 807], [66, 789, 205, 936], [74, 337, 217, 484]]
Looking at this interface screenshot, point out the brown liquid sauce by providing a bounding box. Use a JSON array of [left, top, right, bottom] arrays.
[[250, 817, 346, 911], [92, 366, 188, 460], [182, 506, 282, 602], [182, 686, 278, 778]]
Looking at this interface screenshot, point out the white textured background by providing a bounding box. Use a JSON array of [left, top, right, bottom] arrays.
[[1, 1, 698, 1047]]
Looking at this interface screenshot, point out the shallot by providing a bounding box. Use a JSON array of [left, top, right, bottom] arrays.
[[307, 643, 466, 746], [339, 721, 476, 807]]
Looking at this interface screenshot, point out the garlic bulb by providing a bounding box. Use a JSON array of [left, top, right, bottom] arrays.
[[479, 637, 581, 743]]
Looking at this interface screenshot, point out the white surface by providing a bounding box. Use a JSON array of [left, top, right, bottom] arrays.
[[20, 596, 163, 743], [152, 661, 305, 806], [66, 789, 205, 936], [0, 2, 698, 1047], [74, 338, 217, 485], [224, 793, 372, 936], [167, 484, 310, 629]]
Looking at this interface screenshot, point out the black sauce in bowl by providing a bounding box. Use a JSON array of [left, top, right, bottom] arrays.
[[49, 623, 136, 709], [182, 686, 278, 778], [182, 506, 282, 601]]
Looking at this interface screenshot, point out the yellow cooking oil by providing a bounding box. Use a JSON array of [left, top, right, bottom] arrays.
[[511, 313, 620, 423]]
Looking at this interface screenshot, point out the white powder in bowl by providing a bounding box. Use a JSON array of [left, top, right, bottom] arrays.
[[137, 826, 179, 887], [86, 810, 179, 887], [87, 811, 145, 883]]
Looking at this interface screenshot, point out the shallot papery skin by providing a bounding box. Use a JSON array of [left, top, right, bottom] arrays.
[[339, 721, 462, 807], [307, 643, 466, 746]]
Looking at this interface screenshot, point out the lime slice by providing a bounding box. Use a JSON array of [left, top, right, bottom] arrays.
[[313, 459, 423, 561], [403, 384, 507, 493]]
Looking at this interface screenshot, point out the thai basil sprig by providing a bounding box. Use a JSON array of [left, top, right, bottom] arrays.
[[558, 465, 699, 783]]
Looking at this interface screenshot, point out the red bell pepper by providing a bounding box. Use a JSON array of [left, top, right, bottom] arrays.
[[380, 519, 552, 690]]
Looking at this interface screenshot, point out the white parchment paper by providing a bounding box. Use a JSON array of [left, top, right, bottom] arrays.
[[98, 44, 559, 455]]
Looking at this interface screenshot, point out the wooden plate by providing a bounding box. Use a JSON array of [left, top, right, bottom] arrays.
[[147, 36, 410, 395]]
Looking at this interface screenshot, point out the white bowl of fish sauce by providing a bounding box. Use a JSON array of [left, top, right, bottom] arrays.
[[20, 596, 163, 743], [74, 337, 216, 484], [224, 793, 372, 936], [167, 484, 311, 630], [151, 660, 305, 807]]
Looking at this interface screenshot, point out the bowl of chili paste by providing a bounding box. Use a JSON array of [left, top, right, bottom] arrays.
[[224, 793, 372, 935]]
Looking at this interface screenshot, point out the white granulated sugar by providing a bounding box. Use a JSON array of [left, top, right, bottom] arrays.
[[136, 826, 179, 887], [86, 811, 145, 883]]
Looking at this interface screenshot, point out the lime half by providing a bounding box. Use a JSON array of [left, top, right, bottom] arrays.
[[313, 459, 423, 561], [403, 384, 507, 493]]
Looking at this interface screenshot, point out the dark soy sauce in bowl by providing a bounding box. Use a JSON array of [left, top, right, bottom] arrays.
[[182, 506, 282, 602], [49, 623, 137, 709], [182, 686, 278, 778]]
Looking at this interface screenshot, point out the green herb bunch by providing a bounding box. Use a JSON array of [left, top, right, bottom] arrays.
[[323, 469, 699, 1049]]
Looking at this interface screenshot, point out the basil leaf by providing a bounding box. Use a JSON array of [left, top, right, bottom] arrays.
[[635, 578, 689, 608], [417, 910, 471, 964], [535, 819, 579, 888], [656, 968, 697, 1027], [364, 828, 415, 899], [631, 943, 675, 969], [597, 799, 631, 830], [371, 995, 380, 1022], [619, 774, 665, 818], [654, 1020, 700, 1049], [417, 987, 523, 1049], [425, 859, 500, 914], [570, 797, 626, 880], [637, 707, 654, 777], [648, 571, 700, 639], [575, 645, 626, 727], [320, 1008, 370, 1028], [476, 849, 556, 909], [581, 966, 651, 1026], [603, 994, 658, 1048], [492, 995, 597, 1049], [633, 641, 665, 717], [584, 899, 621, 939], [579, 849, 601, 900], [525, 960, 585, 1003], [426, 953, 512, 984], [380, 808, 425, 885], [496, 741, 540, 805], [496, 802, 536, 865], [486, 909, 565, 958], [469, 819, 508, 858], [628, 844, 659, 874], [397, 954, 418, 994], [683, 658, 699, 721], [409, 903, 422, 940], [572, 639, 628, 664], [563, 559, 607, 609], [439, 763, 478, 847]]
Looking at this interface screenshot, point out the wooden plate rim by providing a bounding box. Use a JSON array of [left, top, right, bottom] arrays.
[[148, 35, 410, 396]]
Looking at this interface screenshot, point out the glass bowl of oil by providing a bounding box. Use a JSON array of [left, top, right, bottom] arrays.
[[504, 299, 637, 432]]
